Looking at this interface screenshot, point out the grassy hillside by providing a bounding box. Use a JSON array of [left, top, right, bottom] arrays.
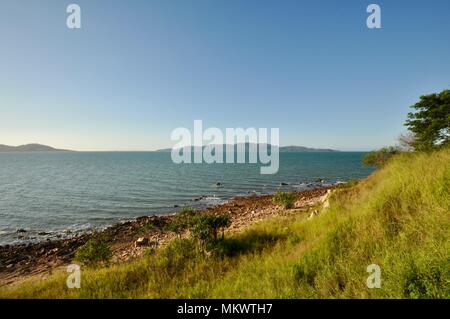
[[1, 148, 449, 298]]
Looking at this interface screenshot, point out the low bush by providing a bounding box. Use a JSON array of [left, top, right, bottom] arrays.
[[74, 238, 112, 266], [362, 146, 400, 167], [166, 207, 197, 236], [190, 214, 231, 248], [272, 191, 295, 209]]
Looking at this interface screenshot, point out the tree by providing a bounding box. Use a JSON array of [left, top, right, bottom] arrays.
[[405, 90, 450, 150]]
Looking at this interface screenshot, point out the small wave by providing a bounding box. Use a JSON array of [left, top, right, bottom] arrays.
[[0, 223, 104, 246], [200, 196, 227, 205]]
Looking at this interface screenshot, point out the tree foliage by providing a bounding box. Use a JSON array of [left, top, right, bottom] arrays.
[[405, 90, 450, 150]]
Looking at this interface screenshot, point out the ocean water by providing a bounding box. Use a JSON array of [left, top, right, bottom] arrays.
[[0, 152, 373, 245]]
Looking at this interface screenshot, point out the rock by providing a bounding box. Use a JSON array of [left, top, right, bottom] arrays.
[[319, 189, 332, 209], [16, 228, 27, 233], [135, 237, 149, 247], [38, 232, 50, 236]]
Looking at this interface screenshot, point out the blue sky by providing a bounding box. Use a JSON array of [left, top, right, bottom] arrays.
[[1, 0, 449, 151]]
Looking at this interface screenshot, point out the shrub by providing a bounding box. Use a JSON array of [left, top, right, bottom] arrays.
[[272, 191, 295, 209], [166, 220, 184, 237], [362, 146, 400, 168], [190, 214, 231, 247], [177, 207, 197, 218], [74, 238, 112, 266], [167, 207, 197, 236]]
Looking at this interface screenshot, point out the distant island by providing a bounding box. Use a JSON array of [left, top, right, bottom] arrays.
[[0, 144, 71, 152], [156, 144, 339, 153], [277, 145, 339, 152], [0, 143, 339, 153]]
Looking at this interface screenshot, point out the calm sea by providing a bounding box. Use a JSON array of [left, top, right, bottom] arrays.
[[0, 152, 373, 245]]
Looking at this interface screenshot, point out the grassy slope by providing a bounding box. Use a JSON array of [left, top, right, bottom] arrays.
[[1, 149, 449, 298]]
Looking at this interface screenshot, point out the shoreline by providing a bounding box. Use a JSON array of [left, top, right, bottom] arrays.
[[0, 187, 331, 287], [0, 180, 341, 246]]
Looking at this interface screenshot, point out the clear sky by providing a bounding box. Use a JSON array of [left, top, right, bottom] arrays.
[[1, 0, 449, 151]]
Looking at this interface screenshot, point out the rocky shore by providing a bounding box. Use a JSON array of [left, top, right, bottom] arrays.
[[0, 187, 331, 287]]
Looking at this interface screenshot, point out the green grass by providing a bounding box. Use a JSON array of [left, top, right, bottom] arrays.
[[1, 148, 449, 298]]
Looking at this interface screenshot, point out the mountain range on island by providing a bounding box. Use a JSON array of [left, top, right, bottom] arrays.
[[156, 144, 340, 153], [0, 144, 71, 152], [0, 143, 340, 152]]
